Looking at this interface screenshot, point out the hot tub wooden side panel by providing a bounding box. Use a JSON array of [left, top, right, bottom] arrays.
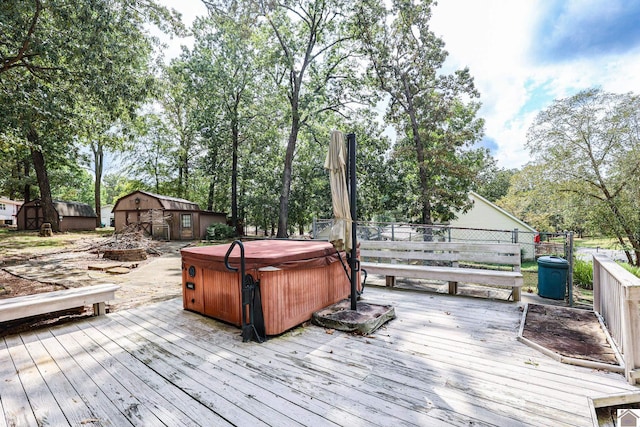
[[202, 269, 242, 326], [260, 261, 351, 335]]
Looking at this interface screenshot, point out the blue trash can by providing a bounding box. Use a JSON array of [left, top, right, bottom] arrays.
[[537, 256, 569, 300]]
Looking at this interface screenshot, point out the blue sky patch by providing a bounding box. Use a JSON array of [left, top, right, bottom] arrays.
[[478, 137, 499, 153], [532, 0, 640, 62], [518, 79, 556, 116]]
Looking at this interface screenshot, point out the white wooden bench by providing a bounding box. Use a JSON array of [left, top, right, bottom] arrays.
[[360, 241, 523, 301], [0, 283, 120, 323]]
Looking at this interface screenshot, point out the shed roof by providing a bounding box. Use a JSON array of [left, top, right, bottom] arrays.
[[115, 190, 201, 211], [53, 200, 97, 217], [20, 199, 97, 217]]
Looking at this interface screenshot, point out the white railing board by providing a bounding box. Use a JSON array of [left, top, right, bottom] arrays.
[[593, 254, 640, 385]]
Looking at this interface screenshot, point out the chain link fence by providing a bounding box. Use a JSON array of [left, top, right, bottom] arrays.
[[313, 219, 571, 260]]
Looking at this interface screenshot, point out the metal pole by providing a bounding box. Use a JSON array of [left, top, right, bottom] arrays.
[[347, 133, 358, 311], [568, 231, 574, 307]]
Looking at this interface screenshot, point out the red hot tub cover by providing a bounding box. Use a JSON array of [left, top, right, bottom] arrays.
[[180, 240, 342, 272]]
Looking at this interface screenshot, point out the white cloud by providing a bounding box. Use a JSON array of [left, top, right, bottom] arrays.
[[430, 0, 640, 169], [430, 0, 543, 168]]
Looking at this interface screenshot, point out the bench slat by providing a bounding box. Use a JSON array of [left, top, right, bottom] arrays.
[[360, 249, 520, 266], [362, 263, 523, 287], [0, 284, 120, 323]]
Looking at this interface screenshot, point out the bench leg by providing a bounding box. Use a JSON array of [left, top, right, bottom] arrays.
[[385, 276, 396, 287], [93, 302, 106, 316], [512, 287, 521, 302], [448, 281, 458, 295]]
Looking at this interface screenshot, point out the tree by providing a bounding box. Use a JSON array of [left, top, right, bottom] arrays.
[[357, 0, 487, 227], [0, 0, 176, 231], [496, 164, 563, 232], [474, 163, 515, 202], [527, 88, 640, 264], [261, 0, 359, 237], [183, 7, 262, 235], [128, 113, 176, 194], [157, 65, 199, 201]]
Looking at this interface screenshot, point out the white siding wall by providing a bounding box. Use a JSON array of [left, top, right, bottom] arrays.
[[0, 198, 22, 223], [450, 193, 537, 260], [100, 205, 114, 227]]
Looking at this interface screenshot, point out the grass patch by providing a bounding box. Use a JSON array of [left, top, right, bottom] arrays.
[[574, 236, 621, 250], [0, 229, 111, 257]]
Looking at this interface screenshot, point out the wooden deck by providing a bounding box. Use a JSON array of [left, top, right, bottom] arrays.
[[2, 287, 637, 426]]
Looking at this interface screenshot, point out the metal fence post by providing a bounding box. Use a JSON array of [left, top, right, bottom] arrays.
[[568, 231, 574, 307], [512, 228, 519, 244], [312, 217, 317, 239]]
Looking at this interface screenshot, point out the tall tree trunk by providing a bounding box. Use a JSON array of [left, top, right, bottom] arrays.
[[404, 83, 434, 242], [231, 98, 240, 236], [206, 146, 218, 211], [178, 138, 189, 199], [21, 156, 31, 202], [403, 75, 433, 230], [93, 142, 103, 228], [277, 105, 300, 238], [207, 180, 215, 212], [28, 128, 59, 231]]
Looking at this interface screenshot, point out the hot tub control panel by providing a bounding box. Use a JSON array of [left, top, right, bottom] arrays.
[[182, 263, 204, 313]]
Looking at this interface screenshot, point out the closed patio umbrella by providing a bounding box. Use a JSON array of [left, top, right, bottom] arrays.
[[324, 130, 352, 252]]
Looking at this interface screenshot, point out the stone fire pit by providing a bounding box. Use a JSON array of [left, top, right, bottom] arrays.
[[102, 248, 147, 262]]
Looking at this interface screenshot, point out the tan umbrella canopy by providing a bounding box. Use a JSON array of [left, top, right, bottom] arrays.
[[324, 130, 352, 252]]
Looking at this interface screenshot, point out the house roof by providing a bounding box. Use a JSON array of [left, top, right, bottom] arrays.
[[0, 197, 23, 206]]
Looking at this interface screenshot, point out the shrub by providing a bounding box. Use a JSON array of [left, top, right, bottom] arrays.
[[573, 258, 593, 290], [206, 223, 236, 241], [619, 262, 640, 278]]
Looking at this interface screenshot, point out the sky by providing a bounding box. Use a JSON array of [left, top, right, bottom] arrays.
[[158, 0, 640, 169]]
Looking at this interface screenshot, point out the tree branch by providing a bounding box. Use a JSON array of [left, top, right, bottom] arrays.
[[1, 0, 42, 74]]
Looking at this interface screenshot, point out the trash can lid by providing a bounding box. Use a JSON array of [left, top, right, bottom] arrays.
[[537, 255, 569, 268]]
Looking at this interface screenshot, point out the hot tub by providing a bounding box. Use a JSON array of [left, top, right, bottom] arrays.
[[181, 240, 359, 336]]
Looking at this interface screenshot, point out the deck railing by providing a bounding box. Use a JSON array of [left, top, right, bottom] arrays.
[[593, 253, 640, 384]]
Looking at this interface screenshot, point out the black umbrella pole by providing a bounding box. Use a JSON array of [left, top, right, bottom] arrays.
[[347, 133, 357, 311]]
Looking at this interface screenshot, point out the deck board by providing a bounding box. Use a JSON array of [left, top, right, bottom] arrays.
[[68, 323, 231, 427], [18, 333, 96, 426], [2, 286, 637, 426]]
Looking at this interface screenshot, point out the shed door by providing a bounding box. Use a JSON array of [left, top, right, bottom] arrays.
[[25, 206, 42, 230], [180, 213, 193, 239]]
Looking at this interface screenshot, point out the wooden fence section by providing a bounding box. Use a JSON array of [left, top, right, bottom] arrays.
[[593, 253, 640, 384]]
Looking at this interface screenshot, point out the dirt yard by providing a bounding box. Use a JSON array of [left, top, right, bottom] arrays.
[[0, 231, 190, 335]]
